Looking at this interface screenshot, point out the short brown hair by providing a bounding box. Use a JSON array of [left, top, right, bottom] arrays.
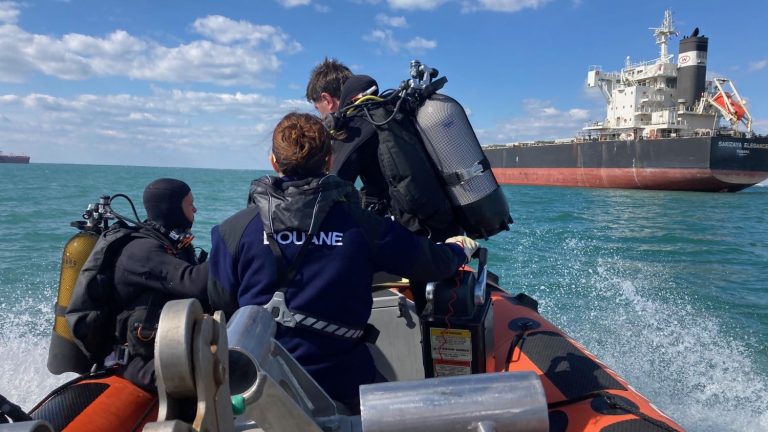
[[305, 57, 352, 102], [272, 113, 331, 177]]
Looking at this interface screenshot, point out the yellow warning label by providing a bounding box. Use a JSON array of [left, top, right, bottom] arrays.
[[430, 328, 472, 376]]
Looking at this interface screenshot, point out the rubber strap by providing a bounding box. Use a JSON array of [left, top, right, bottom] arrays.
[[266, 234, 312, 294]]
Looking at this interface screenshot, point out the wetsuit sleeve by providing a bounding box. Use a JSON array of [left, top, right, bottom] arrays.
[[353, 207, 465, 281], [207, 224, 240, 316], [116, 239, 209, 305]]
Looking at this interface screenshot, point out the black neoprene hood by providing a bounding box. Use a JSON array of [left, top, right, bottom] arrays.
[[143, 178, 192, 231]]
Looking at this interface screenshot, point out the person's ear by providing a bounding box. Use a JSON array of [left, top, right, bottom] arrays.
[[320, 92, 340, 113], [269, 152, 281, 175]]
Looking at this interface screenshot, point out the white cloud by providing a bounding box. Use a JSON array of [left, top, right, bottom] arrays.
[[751, 117, 768, 134], [404, 37, 437, 52], [388, 0, 447, 10], [364, 29, 436, 54], [385, 0, 551, 13], [462, 0, 552, 12], [364, 29, 400, 52], [192, 15, 301, 53], [276, 0, 311, 7], [0, 1, 20, 24], [0, 12, 301, 87], [476, 99, 592, 144], [376, 13, 407, 28], [748, 59, 767, 72], [0, 89, 311, 168], [568, 108, 589, 120]]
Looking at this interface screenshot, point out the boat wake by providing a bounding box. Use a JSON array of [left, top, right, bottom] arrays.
[[587, 262, 768, 432], [493, 229, 768, 432], [0, 274, 77, 410]]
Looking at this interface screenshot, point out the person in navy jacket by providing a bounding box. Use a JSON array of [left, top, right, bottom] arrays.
[[207, 112, 477, 410]]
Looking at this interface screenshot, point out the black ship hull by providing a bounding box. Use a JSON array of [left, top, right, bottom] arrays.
[[0, 155, 30, 164], [484, 136, 768, 192]]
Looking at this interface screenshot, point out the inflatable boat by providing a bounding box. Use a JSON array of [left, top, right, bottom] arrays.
[[1, 248, 683, 432]]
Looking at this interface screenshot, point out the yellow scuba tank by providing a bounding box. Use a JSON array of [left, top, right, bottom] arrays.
[[47, 231, 99, 374], [47, 196, 113, 375]]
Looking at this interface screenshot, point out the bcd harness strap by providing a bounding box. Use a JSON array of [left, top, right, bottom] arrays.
[[263, 233, 379, 344], [441, 158, 491, 187], [113, 292, 163, 365]]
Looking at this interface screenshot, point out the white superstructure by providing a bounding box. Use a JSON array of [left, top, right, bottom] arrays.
[[584, 10, 753, 141]]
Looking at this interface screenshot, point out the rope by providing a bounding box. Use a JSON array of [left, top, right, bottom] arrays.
[[547, 391, 681, 432]]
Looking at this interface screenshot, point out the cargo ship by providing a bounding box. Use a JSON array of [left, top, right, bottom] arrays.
[[484, 10, 768, 192], [0, 151, 30, 164]]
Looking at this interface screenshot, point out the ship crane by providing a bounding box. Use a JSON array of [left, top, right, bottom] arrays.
[[702, 78, 753, 134]]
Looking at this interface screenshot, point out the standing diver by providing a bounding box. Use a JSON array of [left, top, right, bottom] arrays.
[[208, 112, 478, 412], [305, 58, 391, 217]]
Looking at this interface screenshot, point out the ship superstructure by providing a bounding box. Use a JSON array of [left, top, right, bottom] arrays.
[[483, 10, 768, 192], [584, 10, 752, 141]]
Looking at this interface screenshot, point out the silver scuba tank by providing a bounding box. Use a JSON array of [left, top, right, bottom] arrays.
[[409, 62, 512, 239]]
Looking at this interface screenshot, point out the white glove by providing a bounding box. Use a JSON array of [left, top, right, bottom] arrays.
[[445, 236, 479, 262]]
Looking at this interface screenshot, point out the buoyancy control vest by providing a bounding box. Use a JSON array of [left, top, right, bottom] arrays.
[[65, 221, 142, 368], [369, 105, 461, 240], [337, 61, 512, 240]]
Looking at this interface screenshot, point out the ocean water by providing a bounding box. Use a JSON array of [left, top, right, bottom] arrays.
[[1, 163, 766, 431]]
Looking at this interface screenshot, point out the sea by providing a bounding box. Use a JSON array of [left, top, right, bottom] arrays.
[[1, 163, 766, 431]]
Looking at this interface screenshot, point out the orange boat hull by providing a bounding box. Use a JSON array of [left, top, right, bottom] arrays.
[[490, 289, 683, 431]]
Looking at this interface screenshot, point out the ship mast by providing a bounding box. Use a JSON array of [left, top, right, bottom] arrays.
[[651, 10, 678, 64]]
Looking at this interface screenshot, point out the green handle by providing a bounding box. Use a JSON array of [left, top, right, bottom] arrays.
[[231, 395, 246, 415]]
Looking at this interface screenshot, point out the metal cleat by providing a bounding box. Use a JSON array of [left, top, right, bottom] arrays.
[[143, 299, 234, 432]]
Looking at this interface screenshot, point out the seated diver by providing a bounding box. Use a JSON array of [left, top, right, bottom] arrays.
[[207, 112, 478, 411], [28, 179, 209, 430], [66, 178, 209, 389]]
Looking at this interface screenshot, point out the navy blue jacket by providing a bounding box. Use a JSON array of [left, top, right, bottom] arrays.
[[208, 175, 465, 405]]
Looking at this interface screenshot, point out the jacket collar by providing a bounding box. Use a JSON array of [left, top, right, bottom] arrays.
[[250, 174, 359, 235]]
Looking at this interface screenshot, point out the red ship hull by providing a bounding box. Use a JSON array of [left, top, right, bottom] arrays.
[[492, 167, 767, 192], [484, 136, 768, 192], [0, 154, 31, 164]]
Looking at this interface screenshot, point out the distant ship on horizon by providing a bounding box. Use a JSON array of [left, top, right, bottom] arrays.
[[483, 10, 768, 192], [0, 151, 31, 164]]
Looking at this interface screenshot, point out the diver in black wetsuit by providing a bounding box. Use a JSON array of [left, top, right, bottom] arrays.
[[67, 178, 209, 392], [306, 59, 390, 215]]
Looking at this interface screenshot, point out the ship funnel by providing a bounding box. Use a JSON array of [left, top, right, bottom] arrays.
[[677, 32, 708, 109]]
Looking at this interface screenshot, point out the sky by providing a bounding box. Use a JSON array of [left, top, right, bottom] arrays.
[[1, 0, 766, 169]]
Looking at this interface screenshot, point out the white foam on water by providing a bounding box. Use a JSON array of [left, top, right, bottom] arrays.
[[0, 289, 77, 411], [495, 228, 768, 432], [584, 261, 768, 432]]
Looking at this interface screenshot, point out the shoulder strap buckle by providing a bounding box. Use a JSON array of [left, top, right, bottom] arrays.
[[263, 292, 297, 328]]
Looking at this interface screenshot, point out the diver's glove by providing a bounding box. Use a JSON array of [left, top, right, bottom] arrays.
[[196, 247, 208, 263], [445, 236, 479, 263]]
